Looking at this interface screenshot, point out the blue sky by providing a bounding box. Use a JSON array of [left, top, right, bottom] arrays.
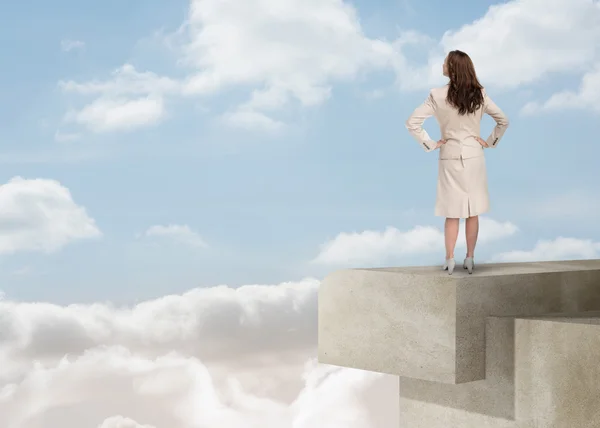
[[1, 0, 599, 304]]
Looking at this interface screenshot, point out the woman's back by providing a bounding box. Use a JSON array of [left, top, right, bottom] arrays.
[[432, 85, 482, 140], [406, 84, 509, 160], [433, 85, 505, 159]]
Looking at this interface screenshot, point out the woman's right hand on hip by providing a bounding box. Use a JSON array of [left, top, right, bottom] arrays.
[[474, 136, 489, 147], [435, 139, 447, 149]]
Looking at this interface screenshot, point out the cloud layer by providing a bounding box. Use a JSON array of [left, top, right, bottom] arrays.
[[0, 278, 396, 428], [1, 231, 595, 428], [0, 182, 597, 428]]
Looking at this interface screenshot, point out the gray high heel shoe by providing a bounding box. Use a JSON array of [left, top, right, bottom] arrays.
[[443, 258, 456, 275], [463, 257, 474, 274]]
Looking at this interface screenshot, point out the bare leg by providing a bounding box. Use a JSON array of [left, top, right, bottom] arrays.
[[465, 215, 479, 257], [444, 218, 460, 259]]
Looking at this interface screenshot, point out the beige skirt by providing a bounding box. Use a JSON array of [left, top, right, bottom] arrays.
[[435, 155, 490, 219]]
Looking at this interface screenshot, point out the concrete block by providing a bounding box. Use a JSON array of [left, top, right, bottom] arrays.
[[515, 314, 600, 428], [318, 260, 600, 384], [399, 316, 516, 421], [398, 311, 600, 427]]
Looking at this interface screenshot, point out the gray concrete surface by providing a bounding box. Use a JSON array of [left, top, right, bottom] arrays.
[[398, 312, 600, 427], [515, 315, 600, 428], [399, 316, 516, 420]]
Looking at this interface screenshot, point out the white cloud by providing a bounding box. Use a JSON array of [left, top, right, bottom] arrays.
[[58, 0, 600, 133], [0, 177, 101, 255], [59, 64, 180, 133], [144, 224, 208, 248], [0, 278, 397, 428], [58, 0, 399, 133], [401, 0, 600, 115], [64, 96, 165, 133], [59, 64, 180, 97], [61, 39, 85, 52], [0, 279, 320, 368], [221, 110, 286, 133], [312, 217, 518, 266], [427, 0, 600, 90], [176, 0, 397, 123], [490, 237, 600, 262], [521, 63, 600, 115], [0, 347, 384, 428]]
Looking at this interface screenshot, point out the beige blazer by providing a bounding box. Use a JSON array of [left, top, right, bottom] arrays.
[[405, 85, 509, 159]]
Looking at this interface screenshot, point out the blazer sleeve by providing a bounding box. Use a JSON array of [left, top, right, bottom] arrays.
[[483, 92, 509, 148], [405, 91, 438, 153]]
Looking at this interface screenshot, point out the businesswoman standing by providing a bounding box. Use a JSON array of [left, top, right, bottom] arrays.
[[405, 50, 509, 274]]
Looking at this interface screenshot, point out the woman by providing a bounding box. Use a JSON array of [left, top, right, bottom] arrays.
[[405, 50, 509, 274]]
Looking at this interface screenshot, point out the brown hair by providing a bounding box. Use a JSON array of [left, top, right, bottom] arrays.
[[445, 50, 484, 115]]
